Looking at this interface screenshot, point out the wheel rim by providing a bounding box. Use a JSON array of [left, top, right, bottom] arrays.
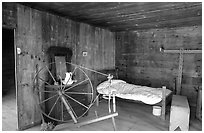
[[33, 62, 94, 123]]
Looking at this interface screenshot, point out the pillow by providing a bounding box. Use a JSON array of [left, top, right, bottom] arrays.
[[97, 79, 126, 91]]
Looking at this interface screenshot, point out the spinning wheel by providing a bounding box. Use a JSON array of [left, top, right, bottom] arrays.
[[33, 47, 117, 131], [33, 61, 94, 123]]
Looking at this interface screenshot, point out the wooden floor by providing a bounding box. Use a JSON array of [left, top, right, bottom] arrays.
[[2, 90, 202, 131], [2, 89, 17, 131]]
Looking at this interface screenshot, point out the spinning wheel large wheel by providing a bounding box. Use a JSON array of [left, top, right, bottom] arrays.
[[33, 62, 94, 123]]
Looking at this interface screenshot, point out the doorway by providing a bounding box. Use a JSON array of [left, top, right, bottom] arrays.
[[2, 28, 17, 130]]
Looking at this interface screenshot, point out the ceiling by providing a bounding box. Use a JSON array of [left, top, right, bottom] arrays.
[[21, 2, 202, 32]]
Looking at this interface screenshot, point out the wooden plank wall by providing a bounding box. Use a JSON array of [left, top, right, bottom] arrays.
[[115, 26, 202, 107], [3, 3, 115, 130], [2, 2, 17, 28]]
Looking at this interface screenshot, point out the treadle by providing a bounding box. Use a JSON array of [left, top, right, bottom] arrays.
[[76, 112, 118, 127]]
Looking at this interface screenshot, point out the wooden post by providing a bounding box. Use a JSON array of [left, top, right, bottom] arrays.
[[196, 87, 202, 121], [161, 86, 166, 120], [177, 48, 184, 95]]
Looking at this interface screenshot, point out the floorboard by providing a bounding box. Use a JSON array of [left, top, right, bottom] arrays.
[[2, 90, 202, 131], [2, 89, 17, 131]]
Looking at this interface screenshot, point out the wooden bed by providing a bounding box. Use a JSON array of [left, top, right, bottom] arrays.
[[95, 69, 174, 120]]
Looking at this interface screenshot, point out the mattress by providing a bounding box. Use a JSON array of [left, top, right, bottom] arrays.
[[97, 79, 172, 105]]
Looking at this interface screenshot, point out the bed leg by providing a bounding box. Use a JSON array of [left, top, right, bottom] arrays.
[[96, 96, 99, 107], [95, 111, 98, 118], [95, 94, 100, 118], [161, 86, 166, 120]]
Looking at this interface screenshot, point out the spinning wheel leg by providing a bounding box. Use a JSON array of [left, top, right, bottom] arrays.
[[58, 91, 77, 123], [112, 93, 117, 130], [111, 117, 117, 131]]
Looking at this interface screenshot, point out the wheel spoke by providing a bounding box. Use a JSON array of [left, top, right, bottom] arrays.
[[64, 78, 89, 92], [37, 77, 51, 86], [65, 92, 93, 95], [64, 93, 88, 109], [72, 67, 78, 74], [46, 66, 57, 83], [39, 94, 58, 105], [60, 77, 63, 90], [48, 96, 60, 116], [35, 90, 57, 93]]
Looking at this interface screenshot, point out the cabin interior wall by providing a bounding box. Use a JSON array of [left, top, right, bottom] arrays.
[[2, 2, 202, 129], [115, 26, 202, 107]]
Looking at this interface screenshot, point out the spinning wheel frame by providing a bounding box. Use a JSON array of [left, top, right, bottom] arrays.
[[33, 62, 94, 123]]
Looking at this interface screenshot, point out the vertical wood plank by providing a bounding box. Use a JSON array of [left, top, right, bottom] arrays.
[[16, 4, 42, 130]]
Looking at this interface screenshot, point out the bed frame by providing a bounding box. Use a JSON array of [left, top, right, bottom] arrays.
[[95, 69, 174, 120]]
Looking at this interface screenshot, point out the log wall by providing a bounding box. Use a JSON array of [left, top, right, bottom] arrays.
[[115, 26, 202, 107]]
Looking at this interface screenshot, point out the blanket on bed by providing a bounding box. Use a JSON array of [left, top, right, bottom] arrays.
[[97, 79, 172, 105]]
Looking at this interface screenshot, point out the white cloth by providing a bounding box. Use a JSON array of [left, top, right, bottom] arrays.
[[62, 72, 74, 85], [97, 79, 172, 105]]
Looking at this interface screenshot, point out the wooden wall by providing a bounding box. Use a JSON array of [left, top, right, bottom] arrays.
[[3, 3, 115, 130], [115, 26, 202, 107], [3, 2, 202, 130], [2, 2, 17, 28]]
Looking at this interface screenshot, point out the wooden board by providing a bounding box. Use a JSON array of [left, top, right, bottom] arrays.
[[16, 4, 42, 130]]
